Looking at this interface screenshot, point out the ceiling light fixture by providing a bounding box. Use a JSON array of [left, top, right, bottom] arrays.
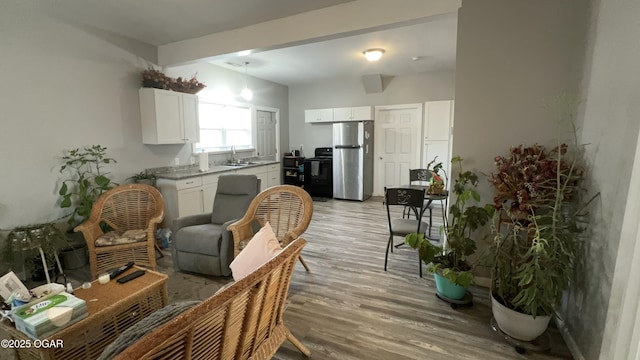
[[241, 61, 253, 101], [363, 48, 385, 62]]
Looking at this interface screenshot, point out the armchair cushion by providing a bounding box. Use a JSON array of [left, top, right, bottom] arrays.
[[230, 222, 282, 281], [171, 212, 212, 233], [173, 224, 224, 256], [95, 229, 147, 247]]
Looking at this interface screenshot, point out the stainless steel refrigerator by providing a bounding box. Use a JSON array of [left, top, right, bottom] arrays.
[[333, 121, 374, 201]]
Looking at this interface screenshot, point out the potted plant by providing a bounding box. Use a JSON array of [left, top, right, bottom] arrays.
[[405, 156, 494, 300], [58, 145, 117, 228], [2, 222, 67, 282], [426, 156, 446, 195], [128, 170, 156, 186], [488, 100, 598, 341], [141, 68, 206, 94]]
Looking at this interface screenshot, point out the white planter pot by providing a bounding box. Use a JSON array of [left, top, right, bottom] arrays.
[[491, 294, 551, 341]]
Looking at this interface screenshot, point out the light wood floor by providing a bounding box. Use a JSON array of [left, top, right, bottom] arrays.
[[273, 197, 572, 360], [0, 197, 573, 360]]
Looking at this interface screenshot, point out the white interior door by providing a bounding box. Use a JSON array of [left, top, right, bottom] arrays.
[[256, 109, 278, 160], [373, 104, 423, 196]]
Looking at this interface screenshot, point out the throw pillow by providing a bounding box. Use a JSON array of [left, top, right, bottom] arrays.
[[229, 222, 282, 281]]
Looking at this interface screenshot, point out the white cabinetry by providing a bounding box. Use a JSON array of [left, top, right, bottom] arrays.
[[139, 88, 200, 144], [334, 106, 372, 122], [304, 108, 334, 123], [305, 106, 373, 123], [177, 187, 204, 218], [266, 164, 281, 188], [422, 100, 454, 179], [424, 100, 453, 141]]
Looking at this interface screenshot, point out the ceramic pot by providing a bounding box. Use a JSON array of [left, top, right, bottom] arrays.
[[491, 293, 551, 341], [433, 273, 467, 300]]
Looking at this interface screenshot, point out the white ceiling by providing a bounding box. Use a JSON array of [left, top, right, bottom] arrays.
[[209, 14, 458, 86], [23, 0, 458, 86]]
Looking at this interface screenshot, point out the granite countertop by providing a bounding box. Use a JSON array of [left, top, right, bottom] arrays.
[[154, 160, 280, 180]]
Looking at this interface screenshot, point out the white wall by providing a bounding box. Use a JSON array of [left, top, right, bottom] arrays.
[[569, 0, 640, 358], [454, 0, 589, 268], [289, 70, 456, 154], [0, 5, 287, 231], [0, 6, 152, 229]]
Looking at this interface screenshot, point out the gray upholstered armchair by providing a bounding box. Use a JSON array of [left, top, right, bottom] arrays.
[[171, 174, 260, 276]]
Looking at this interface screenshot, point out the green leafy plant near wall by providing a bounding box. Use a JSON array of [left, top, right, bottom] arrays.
[[58, 145, 117, 228], [406, 156, 494, 287]]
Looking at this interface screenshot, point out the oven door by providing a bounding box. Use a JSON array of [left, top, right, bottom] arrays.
[[304, 158, 332, 185]]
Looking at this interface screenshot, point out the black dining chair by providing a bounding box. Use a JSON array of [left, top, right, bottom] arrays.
[[404, 169, 434, 236], [384, 187, 429, 277]]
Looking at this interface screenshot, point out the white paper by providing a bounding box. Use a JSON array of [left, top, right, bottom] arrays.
[[0, 271, 30, 301], [199, 152, 209, 171]]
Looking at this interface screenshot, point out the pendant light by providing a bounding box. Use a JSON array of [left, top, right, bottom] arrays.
[[241, 61, 253, 101]]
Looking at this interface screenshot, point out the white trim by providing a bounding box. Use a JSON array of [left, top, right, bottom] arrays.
[[555, 315, 586, 360], [600, 124, 640, 360]]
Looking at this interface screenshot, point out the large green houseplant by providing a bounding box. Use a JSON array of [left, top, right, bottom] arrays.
[[488, 95, 599, 341], [405, 157, 494, 298], [58, 145, 117, 228]]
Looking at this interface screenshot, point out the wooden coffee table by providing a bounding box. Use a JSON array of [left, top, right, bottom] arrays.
[[0, 266, 168, 360]]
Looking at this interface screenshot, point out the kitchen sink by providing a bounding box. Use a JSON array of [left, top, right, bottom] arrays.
[[225, 161, 260, 167]]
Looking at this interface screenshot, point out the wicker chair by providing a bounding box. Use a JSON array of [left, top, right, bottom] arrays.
[[228, 185, 313, 271], [74, 184, 165, 279], [107, 238, 310, 360]]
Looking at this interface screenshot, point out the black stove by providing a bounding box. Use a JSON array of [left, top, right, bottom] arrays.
[[303, 147, 333, 198], [311, 147, 333, 158]]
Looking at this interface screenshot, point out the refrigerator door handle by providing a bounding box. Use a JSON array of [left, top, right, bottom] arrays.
[[335, 145, 361, 149]]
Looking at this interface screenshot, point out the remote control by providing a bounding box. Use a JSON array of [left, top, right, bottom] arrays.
[[108, 262, 135, 279], [117, 270, 146, 284]]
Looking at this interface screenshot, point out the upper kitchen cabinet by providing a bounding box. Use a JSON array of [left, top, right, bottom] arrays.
[[424, 100, 453, 141], [333, 106, 372, 122], [304, 108, 334, 123], [305, 106, 373, 123], [139, 88, 200, 144]]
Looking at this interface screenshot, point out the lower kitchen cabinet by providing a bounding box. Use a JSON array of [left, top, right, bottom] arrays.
[[201, 173, 219, 212], [177, 187, 204, 218], [266, 164, 281, 188], [156, 163, 280, 228]]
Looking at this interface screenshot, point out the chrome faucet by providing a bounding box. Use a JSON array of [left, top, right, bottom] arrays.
[[230, 145, 237, 163]]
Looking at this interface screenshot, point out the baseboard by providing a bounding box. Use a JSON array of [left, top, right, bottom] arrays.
[[554, 313, 585, 360]]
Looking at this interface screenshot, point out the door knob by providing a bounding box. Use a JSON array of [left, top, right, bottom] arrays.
[[379, 156, 383, 160]]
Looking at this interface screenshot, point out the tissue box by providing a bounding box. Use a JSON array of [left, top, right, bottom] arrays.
[[12, 292, 88, 339]]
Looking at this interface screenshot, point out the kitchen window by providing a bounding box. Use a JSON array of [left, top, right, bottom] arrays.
[[194, 101, 252, 153]]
